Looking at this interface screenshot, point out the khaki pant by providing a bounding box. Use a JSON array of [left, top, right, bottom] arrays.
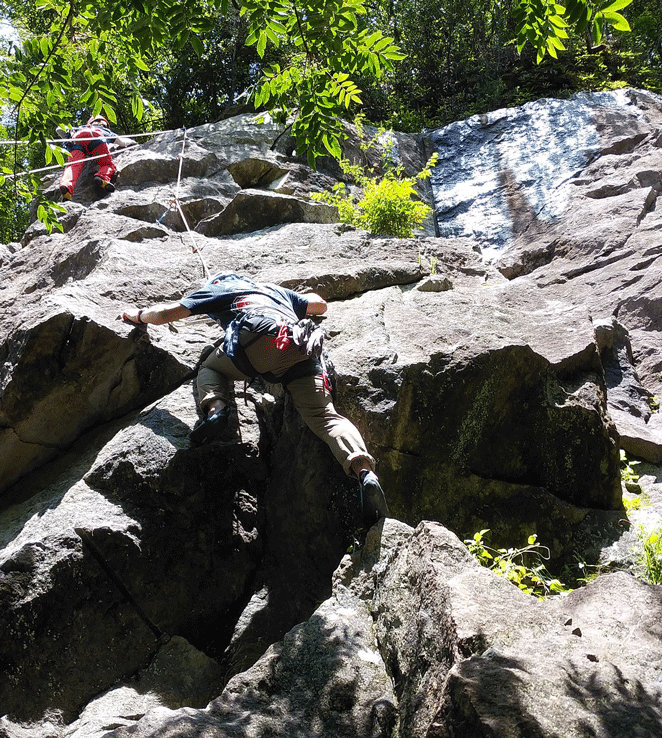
[[197, 333, 375, 477]]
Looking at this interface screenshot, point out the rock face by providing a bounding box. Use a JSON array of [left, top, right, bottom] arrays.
[[1, 93, 662, 737], [426, 88, 662, 464]]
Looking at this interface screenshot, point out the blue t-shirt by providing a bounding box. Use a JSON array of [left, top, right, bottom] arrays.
[[181, 272, 308, 326], [180, 273, 309, 358]]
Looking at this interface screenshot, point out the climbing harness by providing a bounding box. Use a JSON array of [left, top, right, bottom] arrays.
[[224, 308, 332, 391]]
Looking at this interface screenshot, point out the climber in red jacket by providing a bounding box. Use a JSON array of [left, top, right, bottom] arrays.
[[58, 115, 134, 201]]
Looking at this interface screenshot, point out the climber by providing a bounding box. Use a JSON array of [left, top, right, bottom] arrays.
[[57, 115, 135, 201], [122, 272, 389, 526]]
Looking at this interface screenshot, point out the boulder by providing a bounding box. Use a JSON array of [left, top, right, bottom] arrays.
[[194, 189, 339, 236], [0, 636, 223, 738], [0, 385, 266, 723], [426, 87, 662, 459], [67, 519, 662, 738]]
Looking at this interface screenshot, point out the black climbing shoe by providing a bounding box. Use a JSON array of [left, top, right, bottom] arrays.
[[94, 175, 115, 194], [190, 407, 229, 445], [59, 185, 72, 201], [359, 470, 389, 527]]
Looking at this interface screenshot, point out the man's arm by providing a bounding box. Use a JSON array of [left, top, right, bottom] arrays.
[[305, 293, 327, 316], [123, 302, 192, 326]]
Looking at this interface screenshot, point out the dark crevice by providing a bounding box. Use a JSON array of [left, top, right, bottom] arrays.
[[75, 527, 167, 644]]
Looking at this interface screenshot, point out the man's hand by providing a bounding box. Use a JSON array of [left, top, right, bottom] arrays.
[[122, 308, 144, 325], [122, 302, 192, 326], [305, 293, 327, 316]]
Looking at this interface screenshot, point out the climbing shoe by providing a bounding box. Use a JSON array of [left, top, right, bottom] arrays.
[[359, 470, 389, 528], [94, 176, 115, 194], [59, 185, 72, 201], [190, 407, 229, 445]]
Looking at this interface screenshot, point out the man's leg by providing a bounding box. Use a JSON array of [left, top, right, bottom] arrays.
[[286, 374, 373, 475], [191, 346, 249, 444], [287, 374, 388, 524], [59, 149, 85, 197], [94, 145, 117, 190]]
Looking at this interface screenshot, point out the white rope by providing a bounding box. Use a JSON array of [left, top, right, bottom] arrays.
[[155, 127, 210, 281], [0, 129, 172, 146], [0, 142, 142, 181], [175, 127, 186, 201], [175, 198, 210, 281]]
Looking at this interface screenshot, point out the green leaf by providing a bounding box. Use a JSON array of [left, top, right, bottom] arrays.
[[549, 14, 568, 28], [268, 20, 287, 34], [173, 30, 190, 51], [597, 0, 632, 11], [134, 57, 150, 72], [601, 10, 631, 31], [53, 146, 65, 165], [566, 1, 586, 25], [257, 30, 267, 57], [576, 4, 591, 33], [131, 93, 144, 119], [265, 26, 280, 46], [549, 34, 566, 50], [322, 133, 342, 159], [592, 16, 603, 46], [103, 105, 117, 125]]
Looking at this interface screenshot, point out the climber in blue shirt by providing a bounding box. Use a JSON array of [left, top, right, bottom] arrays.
[[123, 272, 388, 527]]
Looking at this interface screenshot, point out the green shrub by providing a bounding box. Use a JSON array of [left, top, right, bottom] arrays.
[[312, 124, 437, 238], [639, 528, 662, 585], [465, 529, 571, 599]]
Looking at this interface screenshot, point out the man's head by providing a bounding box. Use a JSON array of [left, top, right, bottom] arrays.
[[87, 115, 108, 127]]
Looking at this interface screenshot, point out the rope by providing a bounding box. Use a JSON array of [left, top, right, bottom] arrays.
[[1, 142, 142, 181], [0, 129, 172, 145], [156, 127, 210, 281], [175, 127, 186, 201], [0, 126, 178, 180]]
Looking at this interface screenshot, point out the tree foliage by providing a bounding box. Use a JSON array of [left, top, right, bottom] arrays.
[[514, 0, 633, 63], [243, 0, 404, 166], [0, 0, 646, 242], [354, 0, 650, 131]]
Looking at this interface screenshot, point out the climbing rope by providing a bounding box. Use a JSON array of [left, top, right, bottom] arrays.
[[156, 127, 210, 282], [0, 128, 172, 180], [1, 142, 142, 181], [0, 129, 170, 146]]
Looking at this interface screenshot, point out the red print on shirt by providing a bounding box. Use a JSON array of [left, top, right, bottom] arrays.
[[234, 296, 260, 312]]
